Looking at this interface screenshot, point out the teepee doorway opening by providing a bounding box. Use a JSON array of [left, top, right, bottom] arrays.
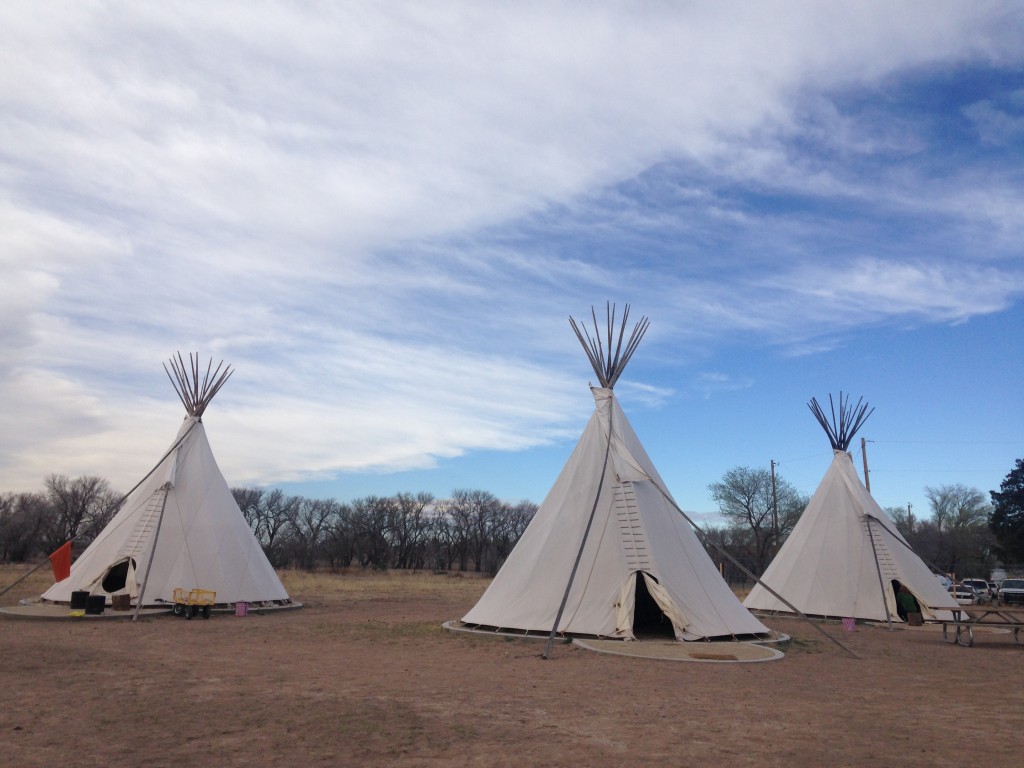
[[100, 557, 137, 594], [632, 572, 675, 638]]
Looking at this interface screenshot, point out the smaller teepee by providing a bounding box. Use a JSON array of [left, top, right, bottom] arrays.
[[744, 394, 958, 622], [42, 354, 290, 609], [461, 305, 770, 643]]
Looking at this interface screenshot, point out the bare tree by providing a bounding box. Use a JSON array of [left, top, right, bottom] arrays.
[[284, 497, 339, 569], [886, 504, 917, 537], [924, 484, 994, 576], [232, 487, 264, 531], [428, 510, 457, 572], [0, 492, 50, 562], [391, 492, 434, 570], [925, 484, 990, 532], [348, 496, 395, 569], [699, 524, 753, 586], [41, 475, 121, 551], [486, 500, 537, 573], [709, 466, 806, 576], [256, 489, 301, 566], [323, 502, 357, 569], [444, 489, 503, 572], [436, 495, 471, 571]]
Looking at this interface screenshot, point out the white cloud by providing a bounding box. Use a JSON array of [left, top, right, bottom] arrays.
[[0, 2, 1022, 491], [964, 90, 1024, 145], [691, 372, 756, 400], [770, 258, 1024, 326]]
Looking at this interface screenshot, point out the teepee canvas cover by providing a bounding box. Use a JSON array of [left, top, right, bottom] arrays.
[[462, 306, 769, 642], [42, 355, 289, 608], [744, 395, 957, 622]]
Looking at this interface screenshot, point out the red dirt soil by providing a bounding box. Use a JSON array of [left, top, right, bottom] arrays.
[[0, 567, 1020, 767]]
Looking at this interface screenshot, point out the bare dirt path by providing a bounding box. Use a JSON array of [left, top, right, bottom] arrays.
[[1, 567, 1020, 767]]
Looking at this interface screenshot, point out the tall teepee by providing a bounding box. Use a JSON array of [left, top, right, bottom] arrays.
[[744, 393, 958, 622], [461, 305, 770, 642], [42, 354, 290, 609]]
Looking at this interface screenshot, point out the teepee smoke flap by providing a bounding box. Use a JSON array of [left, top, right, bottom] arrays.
[[808, 392, 874, 451], [164, 352, 234, 418], [570, 302, 650, 390]]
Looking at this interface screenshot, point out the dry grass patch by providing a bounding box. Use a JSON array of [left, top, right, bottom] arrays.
[[3, 563, 1021, 768], [0, 563, 55, 603], [279, 568, 490, 603], [0, 564, 492, 607]]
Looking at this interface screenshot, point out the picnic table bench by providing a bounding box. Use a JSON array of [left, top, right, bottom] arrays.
[[940, 605, 1024, 647]]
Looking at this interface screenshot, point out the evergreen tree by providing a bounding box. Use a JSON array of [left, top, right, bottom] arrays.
[[990, 459, 1024, 564]]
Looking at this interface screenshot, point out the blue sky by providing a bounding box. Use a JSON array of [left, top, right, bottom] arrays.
[[2, 2, 1022, 524]]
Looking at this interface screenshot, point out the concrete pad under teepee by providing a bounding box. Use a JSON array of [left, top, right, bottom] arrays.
[[1, 600, 302, 620], [0, 602, 171, 620], [573, 638, 784, 662], [443, 620, 787, 661]]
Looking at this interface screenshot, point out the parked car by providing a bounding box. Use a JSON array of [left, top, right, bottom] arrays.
[[997, 578, 1024, 605], [961, 578, 991, 604], [947, 583, 978, 605]]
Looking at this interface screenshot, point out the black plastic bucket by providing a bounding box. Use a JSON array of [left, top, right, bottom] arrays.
[[70, 591, 89, 610], [85, 595, 106, 615]]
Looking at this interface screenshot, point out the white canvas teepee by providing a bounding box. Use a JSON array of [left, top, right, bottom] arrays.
[[42, 355, 289, 608], [462, 305, 770, 643], [744, 394, 958, 622]]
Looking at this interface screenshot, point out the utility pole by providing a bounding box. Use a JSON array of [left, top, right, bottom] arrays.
[[907, 502, 913, 534], [861, 437, 871, 493], [770, 459, 779, 540]]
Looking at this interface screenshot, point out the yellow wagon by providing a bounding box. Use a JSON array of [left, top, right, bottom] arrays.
[[172, 588, 217, 620]]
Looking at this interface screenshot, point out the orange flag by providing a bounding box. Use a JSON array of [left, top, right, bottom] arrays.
[[49, 541, 72, 582]]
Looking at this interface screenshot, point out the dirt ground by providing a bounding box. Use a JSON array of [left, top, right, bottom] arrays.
[[1, 566, 1021, 768]]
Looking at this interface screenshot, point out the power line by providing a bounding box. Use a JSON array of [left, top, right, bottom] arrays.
[[870, 440, 1021, 446], [870, 468, 1008, 474]]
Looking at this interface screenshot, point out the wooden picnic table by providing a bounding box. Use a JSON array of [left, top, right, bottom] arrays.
[[940, 605, 1024, 647]]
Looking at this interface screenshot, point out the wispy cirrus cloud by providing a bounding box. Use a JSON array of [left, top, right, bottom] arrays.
[[0, 2, 1022, 496]]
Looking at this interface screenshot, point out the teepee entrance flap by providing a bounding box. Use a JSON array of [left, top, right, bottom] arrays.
[[639, 573, 689, 639], [615, 572, 637, 638], [87, 556, 138, 599]]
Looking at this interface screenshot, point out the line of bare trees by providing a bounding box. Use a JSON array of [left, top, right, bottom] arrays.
[[7, 468, 1010, 582], [231, 486, 537, 573], [0, 475, 538, 575], [0, 475, 122, 562]]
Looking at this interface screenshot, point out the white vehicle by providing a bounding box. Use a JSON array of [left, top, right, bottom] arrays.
[[998, 578, 1024, 606], [960, 578, 991, 604], [947, 583, 977, 606]]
